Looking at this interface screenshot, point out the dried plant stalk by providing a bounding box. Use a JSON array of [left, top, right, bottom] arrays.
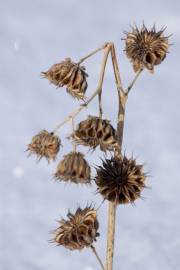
[[105, 44, 128, 270]]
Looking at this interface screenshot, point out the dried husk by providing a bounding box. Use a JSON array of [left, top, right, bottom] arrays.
[[52, 206, 99, 250], [54, 152, 91, 184], [27, 130, 60, 162], [42, 58, 88, 99], [95, 155, 146, 204]]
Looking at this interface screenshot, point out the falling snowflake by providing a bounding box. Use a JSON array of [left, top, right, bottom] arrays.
[[12, 167, 24, 178]]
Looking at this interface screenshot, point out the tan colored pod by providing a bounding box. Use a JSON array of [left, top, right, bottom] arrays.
[[54, 152, 91, 184], [52, 206, 99, 250], [124, 25, 169, 73]]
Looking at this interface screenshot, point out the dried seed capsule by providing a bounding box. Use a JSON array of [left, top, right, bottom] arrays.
[[27, 130, 60, 162], [95, 155, 146, 204], [54, 152, 91, 184], [52, 206, 99, 250], [123, 24, 169, 73], [72, 115, 117, 152], [42, 58, 88, 100]]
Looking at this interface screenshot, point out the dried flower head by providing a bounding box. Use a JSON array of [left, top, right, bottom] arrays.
[[27, 130, 60, 162], [124, 24, 169, 73], [52, 206, 99, 250], [72, 115, 117, 152], [54, 152, 91, 184], [95, 155, 146, 204], [42, 58, 88, 99]]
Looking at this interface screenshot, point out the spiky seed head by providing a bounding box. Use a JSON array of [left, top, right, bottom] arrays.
[[72, 115, 117, 152], [54, 152, 91, 184], [41, 58, 88, 100], [95, 155, 146, 204], [52, 206, 99, 250], [124, 24, 169, 73], [27, 130, 60, 162]]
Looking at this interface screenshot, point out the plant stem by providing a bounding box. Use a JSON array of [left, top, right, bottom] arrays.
[[78, 43, 108, 64], [105, 44, 127, 270], [53, 44, 111, 134], [125, 68, 143, 95], [91, 245, 106, 270]]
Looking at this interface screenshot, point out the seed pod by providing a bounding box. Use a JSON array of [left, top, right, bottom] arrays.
[[123, 24, 169, 73], [27, 130, 60, 162], [42, 58, 88, 100], [95, 155, 146, 204], [72, 115, 117, 152], [54, 152, 91, 184], [52, 206, 99, 250]]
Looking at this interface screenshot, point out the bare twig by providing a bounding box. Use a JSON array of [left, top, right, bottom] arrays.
[[78, 43, 108, 64], [91, 245, 105, 270], [125, 68, 143, 95], [53, 44, 111, 134]]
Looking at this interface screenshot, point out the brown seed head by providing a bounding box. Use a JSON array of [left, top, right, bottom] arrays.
[[95, 155, 146, 204], [42, 58, 88, 100], [72, 115, 117, 152], [52, 206, 99, 250], [54, 152, 91, 184], [124, 24, 169, 73], [27, 130, 60, 162]]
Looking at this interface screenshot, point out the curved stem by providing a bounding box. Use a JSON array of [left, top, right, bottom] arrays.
[[53, 44, 111, 134], [91, 245, 105, 270]]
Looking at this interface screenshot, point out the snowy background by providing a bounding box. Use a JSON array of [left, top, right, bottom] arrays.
[[0, 1, 180, 269]]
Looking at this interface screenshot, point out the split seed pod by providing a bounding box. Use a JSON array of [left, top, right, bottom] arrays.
[[27, 130, 60, 162], [95, 155, 146, 204], [52, 206, 99, 250], [54, 152, 91, 184], [42, 58, 88, 100], [72, 115, 117, 152], [124, 24, 169, 73]]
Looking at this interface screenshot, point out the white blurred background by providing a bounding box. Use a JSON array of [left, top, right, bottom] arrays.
[[0, 1, 180, 269]]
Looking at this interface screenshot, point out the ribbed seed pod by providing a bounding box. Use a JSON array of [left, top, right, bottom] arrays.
[[72, 116, 117, 152], [54, 152, 91, 184], [27, 130, 60, 162], [123, 24, 169, 73], [52, 206, 99, 250], [95, 155, 146, 204], [42, 58, 88, 100]]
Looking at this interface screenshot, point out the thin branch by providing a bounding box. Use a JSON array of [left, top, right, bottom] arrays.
[[91, 245, 105, 270], [125, 68, 143, 95], [52, 44, 111, 134], [78, 43, 108, 64]]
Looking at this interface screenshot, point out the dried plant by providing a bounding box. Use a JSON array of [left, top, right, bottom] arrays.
[[95, 155, 146, 204], [27, 23, 170, 270], [42, 58, 88, 99], [54, 152, 91, 184], [72, 115, 117, 151], [27, 130, 60, 162]]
